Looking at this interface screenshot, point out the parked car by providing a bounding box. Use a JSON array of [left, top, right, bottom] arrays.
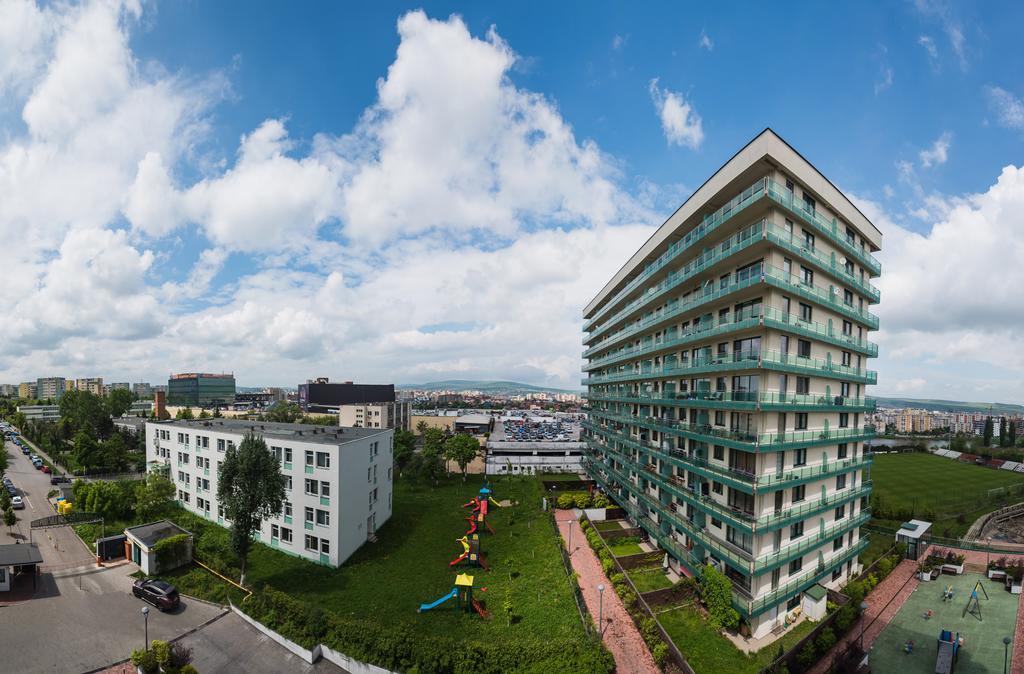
[[50, 475, 71, 485], [32, 461, 43, 470], [41, 465, 51, 474], [21, 447, 30, 455], [132, 579, 180, 611], [11, 496, 23, 510]]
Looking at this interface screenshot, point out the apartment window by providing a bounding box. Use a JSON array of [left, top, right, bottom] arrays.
[[305, 507, 314, 524], [217, 504, 224, 519], [316, 509, 330, 526], [305, 450, 314, 466], [842, 320, 853, 336], [796, 377, 810, 395], [839, 413, 849, 428], [786, 179, 794, 193], [789, 556, 803, 575], [836, 473, 848, 490], [367, 467, 372, 483], [794, 448, 807, 467], [846, 226, 856, 244], [841, 382, 851, 397], [783, 257, 792, 277], [797, 339, 811, 358], [833, 536, 845, 552], [799, 303, 813, 322], [792, 484, 806, 503], [780, 335, 790, 354], [316, 451, 330, 468], [714, 411, 725, 426], [845, 259, 854, 275], [713, 445, 724, 461], [280, 527, 293, 543], [710, 517, 722, 529], [272, 524, 280, 539], [835, 504, 847, 520], [795, 413, 808, 430], [838, 443, 848, 460], [712, 481, 723, 495], [717, 341, 728, 358], [304, 535, 318, 551], [844, 289, 854, 306], [842, 351, 852, 367], [217, 438, 225, 452], [284, 502, 293, 518], [800, 266, 814, 286], [726, 526, 752, 553], [285, 476, 292, 491], [802, 229, 815, 250], [803, 194, 816, 215], [782, 296, 791, 317], [736, 259, 763, 282], [719, 274, 730, 290], [320, 481, 330, 497], [784, 217, 794, 235], [305, 479, 319, 495], [790, 521, 804, 539], [832, 568, 843, 582], [321, 539, 330, 555], [787, 595, 801, 611]]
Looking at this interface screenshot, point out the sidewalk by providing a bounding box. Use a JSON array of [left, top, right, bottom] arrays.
[[808, 558, 919, 674], [554, 510, 660, 674]]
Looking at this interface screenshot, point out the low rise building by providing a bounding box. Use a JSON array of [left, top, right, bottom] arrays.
[[146, 419, 393, 567], [338, 401, 412, 430], [17, 405, 60, 422]]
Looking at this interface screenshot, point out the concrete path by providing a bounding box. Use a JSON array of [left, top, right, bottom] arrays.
[[808, 558, 919, 674], [555, 510, 659, 674]]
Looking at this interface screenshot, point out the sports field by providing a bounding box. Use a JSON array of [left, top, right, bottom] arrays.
[[870, 453, 1024, 537]]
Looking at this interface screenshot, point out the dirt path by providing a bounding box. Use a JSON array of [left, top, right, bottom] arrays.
[[808, 558, 919, 674], [555, 510, 660, 674]]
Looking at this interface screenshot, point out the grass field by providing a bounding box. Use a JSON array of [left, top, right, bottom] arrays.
[[658, 602, 817, 674], [77, 475, 604, 667], [594, 520, 626, 532], [607, 539, 644, 556], [870, 453, 1024, 537], [627, 566, 674, 593]]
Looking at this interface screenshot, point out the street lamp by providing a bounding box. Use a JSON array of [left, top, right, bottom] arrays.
[[597, 584, 606, 637], [859, 600, 869, 650], [1004, 635, 1012, 674], [141, 606, 150, 651]]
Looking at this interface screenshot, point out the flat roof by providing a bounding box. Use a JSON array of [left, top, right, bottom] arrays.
[[896, 519, 932, 540], [0, 543, 44, 566], [125, 520, 192, 549], [585, 128, 882, 317], [149, 419, 391, 446]]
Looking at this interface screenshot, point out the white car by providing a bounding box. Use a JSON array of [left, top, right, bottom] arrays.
[[11, 495, 24, 509]]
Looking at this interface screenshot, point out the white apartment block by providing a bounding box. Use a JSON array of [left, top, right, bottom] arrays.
[[338, 401, 411, 431], [146, 419, 394, 567], [582, 129, 882, 640]]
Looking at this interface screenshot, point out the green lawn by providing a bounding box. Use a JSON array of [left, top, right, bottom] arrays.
[[658, 602, 818, 674], [594, 520, 626, 532], [78, 476, 605, 668], [627, 566, 674, 593], [607, 539, 644, 556], [870, 453, 1024, 537]]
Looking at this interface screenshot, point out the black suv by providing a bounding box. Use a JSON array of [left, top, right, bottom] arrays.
[[132, 579, 181, 611]]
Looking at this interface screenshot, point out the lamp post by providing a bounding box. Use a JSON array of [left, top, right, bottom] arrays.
[[568, 520, 573, 555], [141, 606, 149, 651], [988, 537, 993, 569], [859, 600, 869, 650], [598, 584, 605, 637], [1004, 635, 1012, 674]]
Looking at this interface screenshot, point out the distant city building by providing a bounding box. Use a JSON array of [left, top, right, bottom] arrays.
[[167, 373, 236, 408], [133, 382, 153, 398], [110, 382, 131, 392], [76, 378, 104, 396], [338, 401, 412, 431], [17, 404, 60, 422], [146, 419, 393, 567], [487, 413, 584, 474], [35, 377, 66, 401], [298, 378, 395, 415], [0, 384, 15, 397], [128, 401, 154, 417], [18, 382, 36, 399]]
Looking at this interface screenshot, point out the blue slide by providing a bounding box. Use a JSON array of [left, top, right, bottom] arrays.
[[418, 588, 458, 612]]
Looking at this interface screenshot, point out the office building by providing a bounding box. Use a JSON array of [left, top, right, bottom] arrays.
[[133, 382, 154, 398], [581, 129, 880, 640], [167, 373, 236, 407], [298, 378, 396, 415], [338, 401, 412, 431], [146, 419, 393, 567], [36, 377, 66, 401]]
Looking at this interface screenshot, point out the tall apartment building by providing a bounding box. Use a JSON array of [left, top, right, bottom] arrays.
[[146, 419, 394, 567], [18, 382, 36, 399], [76, 378, 105, 396], [338, 401, 412, 431], [36, 377, 67, 401], [581, 130, 881, 640], [133, 382, 154, 398]]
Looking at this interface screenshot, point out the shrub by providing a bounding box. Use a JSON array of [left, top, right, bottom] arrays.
[[700, 564, 740, 630], [834, 604, 857, 632], [875, 557, 893, 579], [151, 640, 170, 665], [557, 494, 575, 509], [815, 627, 837, 653], [601, 557, 616, 575], [796, 643, 818, 669], [573, 493, 592, 509], [651, 641, 669, 665], [130, 649, 158, 674], [592, 493, 611, 508]]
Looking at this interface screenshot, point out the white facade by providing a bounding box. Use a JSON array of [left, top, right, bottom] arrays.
[[338, 401, 411, 431], [146, 420, 394, 567]]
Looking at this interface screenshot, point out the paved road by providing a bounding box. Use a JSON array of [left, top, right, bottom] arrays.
[[0, 563, 224, 673], [1, 438, 95, 568]]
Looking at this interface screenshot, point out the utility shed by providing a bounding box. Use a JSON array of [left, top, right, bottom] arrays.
[[124, 520, 193, 575]]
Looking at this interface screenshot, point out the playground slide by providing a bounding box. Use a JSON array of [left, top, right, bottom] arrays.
[[449, 552, 469, 567], [418, 589, 458, 613], [471, 598, 491, 619]]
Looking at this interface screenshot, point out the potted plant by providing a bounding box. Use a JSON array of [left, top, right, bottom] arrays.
[[1010, 566, 1024, 595], [919, 560, 935, 581]]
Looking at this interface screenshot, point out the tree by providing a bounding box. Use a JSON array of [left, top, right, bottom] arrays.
[[107, 388, 135, 418], [392, 428, 416, 475], [212, 407, 223, 418], [444, 434, 481, 481], [175, 407, 195, 420], [950, 433, 968, 452], [422, 427, 445, 457], [1000, 417, 1009, 448], [415, 420, 428, 435], [72, 430, 100, 469], [983, 417, 993, 447], [217, 433, 287, 585], [700, 563, 740, 630], [0, 488, 10, 511], [264, 402, 302, 423], [59, 390, 112, 437], [3, 506, 15, 533], [198, 409, 211, 419], [135, 473, 176, 520]]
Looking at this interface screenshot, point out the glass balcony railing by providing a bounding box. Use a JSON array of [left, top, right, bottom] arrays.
[[753, 509, 871, 573], [762, 307, 878, 356], [749, 538, 868, 615], [586, 389, 877, 412], [764, 180, 881, 276], [764, 222, 880, 303], [584, 348, 877, 386], [762, 265, 879, 329]]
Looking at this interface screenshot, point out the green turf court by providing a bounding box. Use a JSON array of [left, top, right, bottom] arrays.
[[869, 573, 1018, 673]]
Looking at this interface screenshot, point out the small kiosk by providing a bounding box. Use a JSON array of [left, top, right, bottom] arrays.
[[895, 519, 932, 561]]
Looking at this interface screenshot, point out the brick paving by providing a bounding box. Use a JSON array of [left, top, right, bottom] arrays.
[[808, 558, 919, 674], [555, 510, 660, 674], [1015, 589, 1024, 674]]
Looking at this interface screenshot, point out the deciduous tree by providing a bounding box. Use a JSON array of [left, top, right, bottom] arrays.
[[444, 434, 481, 481]]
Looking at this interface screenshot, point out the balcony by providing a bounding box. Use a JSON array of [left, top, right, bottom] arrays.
[[749, 538, 869, 616], [764, 221, 880, 303], [585, 389, 877, 413], [752, 509, 871, 573]]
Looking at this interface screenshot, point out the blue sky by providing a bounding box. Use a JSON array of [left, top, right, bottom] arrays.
[[1, 1, 1023, 401]]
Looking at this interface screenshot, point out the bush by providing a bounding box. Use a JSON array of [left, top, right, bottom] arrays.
[[556, 494, 575, 509], [651, 641, 669, 665], [875, 557, 893, 579], [815, 627, 837, 653], [573, 493, 591, 509], [592, 493, 611, 508], [700, 564, 740, 630], [130, 649, 158, 674], [834, 604, 857, 632], [796, 643, 817, 669]]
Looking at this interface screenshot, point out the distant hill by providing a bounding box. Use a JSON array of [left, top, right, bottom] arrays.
[[398, 380, 576, 395], [875, 396, 1024, 415]]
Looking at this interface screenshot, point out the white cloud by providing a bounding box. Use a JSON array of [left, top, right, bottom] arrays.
[[919, 131, 952, 167], [611, 34, 628, 51], [0, 0, 54, 98], [918, 35, 939, 68], [986, 86, 1024, 130], [698, 29, 713, 51], [648, 78, 703, 150], [913, 0, 966, 69]]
